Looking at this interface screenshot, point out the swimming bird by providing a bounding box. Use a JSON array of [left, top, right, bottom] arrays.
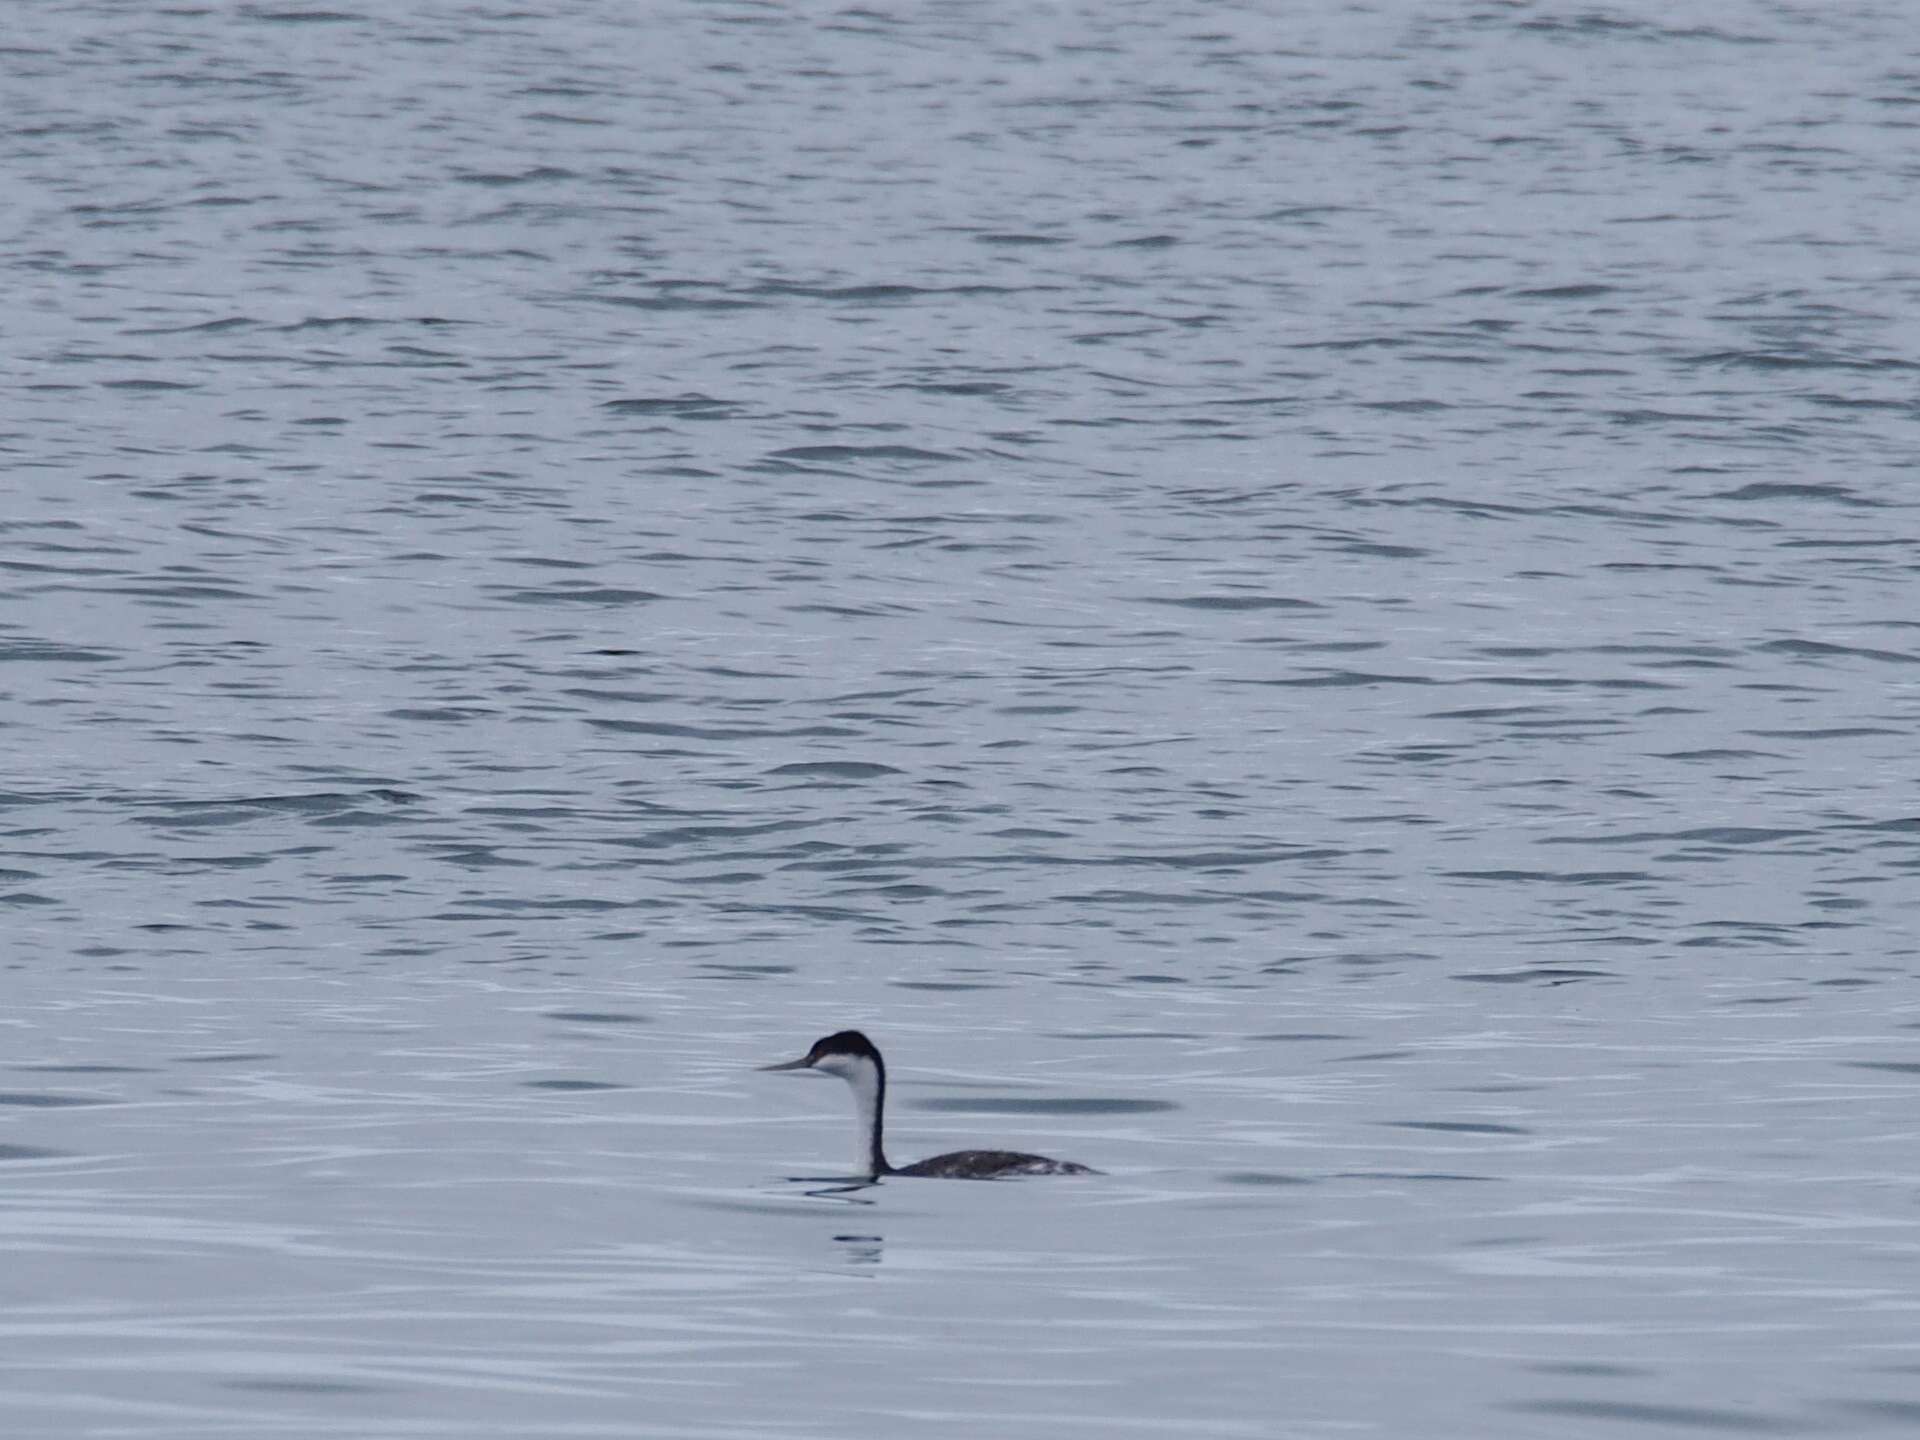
[[759, 1030, 1099, 1181]]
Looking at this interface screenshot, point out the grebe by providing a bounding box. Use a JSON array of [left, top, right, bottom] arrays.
[[759, 1030, 1099, 1181]]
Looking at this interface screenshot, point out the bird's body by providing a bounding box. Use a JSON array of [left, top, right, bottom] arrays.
[[759, 1030, 1098, 1181], [893, 1148, 1093, 1179]]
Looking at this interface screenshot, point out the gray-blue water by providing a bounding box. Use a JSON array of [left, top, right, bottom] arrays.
[[5, 2, 1920, 1435]]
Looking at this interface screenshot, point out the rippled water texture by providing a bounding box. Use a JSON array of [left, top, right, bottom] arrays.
[[5, 2, 1920, 1436]]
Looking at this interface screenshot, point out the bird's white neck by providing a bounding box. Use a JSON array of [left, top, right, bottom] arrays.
[[820, 1053, 889, 1178]]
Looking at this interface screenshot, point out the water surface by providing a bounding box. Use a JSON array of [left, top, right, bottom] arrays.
[[4, 2, 1920, 1436]]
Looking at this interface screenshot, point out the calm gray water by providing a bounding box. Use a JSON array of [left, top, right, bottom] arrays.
[[5, 1, 1920, 1435]]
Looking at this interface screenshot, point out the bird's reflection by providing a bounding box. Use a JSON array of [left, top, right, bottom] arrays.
[[833, 1233, 884, 1267], [783, 1173, 881, 1203]]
